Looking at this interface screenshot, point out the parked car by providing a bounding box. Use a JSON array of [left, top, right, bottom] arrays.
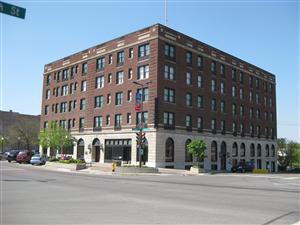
[[16, 151, 33, 164], [7, 150, 20, 162], [231, 162, 255, 173], [30, 154, 47, 165]]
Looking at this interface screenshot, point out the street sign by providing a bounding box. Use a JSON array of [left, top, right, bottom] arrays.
[[0, 1, 26, 19], [132, 128, 150, 132]]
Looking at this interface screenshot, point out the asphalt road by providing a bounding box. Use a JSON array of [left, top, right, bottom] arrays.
[[1, 162, 299, 225]]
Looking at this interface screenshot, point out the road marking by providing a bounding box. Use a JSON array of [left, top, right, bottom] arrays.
[[0, 167, 24, 171]]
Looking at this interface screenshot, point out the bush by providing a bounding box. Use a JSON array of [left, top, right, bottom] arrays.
[[48, 157, 59, 162], [58, 158, 85, 164], [253, 169, 269, 174]]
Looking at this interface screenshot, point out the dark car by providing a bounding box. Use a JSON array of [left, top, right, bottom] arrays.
[[16, 151, 33, 164], [231, 162, 255, 173], [7, 150, 20, 163]]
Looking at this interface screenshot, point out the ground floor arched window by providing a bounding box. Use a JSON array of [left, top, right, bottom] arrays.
[[250, 143, 255, 157], [185, 139, 192, 162], [165, 138, 174, 162]]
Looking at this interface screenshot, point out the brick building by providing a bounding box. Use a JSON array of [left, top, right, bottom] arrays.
[[40, 24, 277, 171]]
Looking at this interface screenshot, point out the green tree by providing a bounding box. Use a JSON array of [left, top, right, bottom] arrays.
[[0, 135, 8, 153], [187, 139, 207, 168], [8, 120, 39, 151], [39, 122, 76, 157], [277, 138, 300, 170]]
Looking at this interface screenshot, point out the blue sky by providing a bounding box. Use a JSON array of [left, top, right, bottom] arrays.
[[0, 0, 299, 141]]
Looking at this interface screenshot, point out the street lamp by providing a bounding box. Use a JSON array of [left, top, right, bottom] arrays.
[[132, 81, 152, 167]]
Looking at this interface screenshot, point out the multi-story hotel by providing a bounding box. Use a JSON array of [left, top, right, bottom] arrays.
[[40, 24, 277, 172]]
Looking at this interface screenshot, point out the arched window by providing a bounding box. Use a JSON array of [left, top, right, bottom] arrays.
[[257, 144, 262, 157], [265, 144, 270, 157], [240, 143, 246, 157], [250, 143, 255, 157], [92, 138, 100, 146], [271, 145, 275, 157], [185, 139, 192, 162], [211, 141, 217, 162], [232, 142, 238, 157], [165, 138, 174, 162]]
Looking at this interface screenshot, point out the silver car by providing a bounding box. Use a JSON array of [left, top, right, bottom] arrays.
[[30, 154, 47, 165]]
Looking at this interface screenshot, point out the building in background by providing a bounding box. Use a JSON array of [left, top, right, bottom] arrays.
[[40, 24, 277, 171], [0, 110, 40, 151]]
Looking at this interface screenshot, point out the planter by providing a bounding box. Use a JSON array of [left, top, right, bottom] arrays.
[[45, 162, 86, 170], [190, 167, 205, 174], [116, 167, 158, 173]]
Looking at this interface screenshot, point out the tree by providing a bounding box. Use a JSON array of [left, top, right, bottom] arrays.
[[8, 120, 39, 151], [0, 135, 8, 153], [277, 138, 300, 170], [187, 139, 207, 168], [39, 122, 76, 157]]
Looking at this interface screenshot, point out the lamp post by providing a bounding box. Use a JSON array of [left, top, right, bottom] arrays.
[[133, 81, 152, 167]]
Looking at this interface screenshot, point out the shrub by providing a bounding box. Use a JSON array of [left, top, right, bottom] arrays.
[[48, 157, 59, 162], [253, 169, 269, 174]]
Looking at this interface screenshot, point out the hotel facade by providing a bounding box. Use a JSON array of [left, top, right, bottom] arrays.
[[40, 24, 277, 172]]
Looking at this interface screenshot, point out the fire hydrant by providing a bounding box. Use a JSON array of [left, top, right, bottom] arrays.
[[112, 162, 116, 172]]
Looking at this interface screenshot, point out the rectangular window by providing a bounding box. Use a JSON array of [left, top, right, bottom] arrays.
[[221, 120, 226, 132], [221, 101, 225, 113], [197, 55, 203, 68], [46, 89, 50, 99], [138, 43, 150, 58], [128, 68, 133, 79], [186, 93, 192, 106], [138, 65, 149, 80], [95, 76, 104, 89], [232, 86, 236, 97], [116, 71, 124, 84], [63, 69, 69, 80], [82, 63, 88, 74], [117, 51, 125, 64], [249, 76, 253, 87], [94, 116, 103, 128], [109, 55, 113, 64], [186, 72, 192, 85], [79, 117, 85, 129], [80, 98, 86, 110], [115, 92, 123, 105], [164, 88, 175, 103], [136, 111, 148, 127], [60, 102, 67, 113], [211, 119, 216, 131], [211, 99, 217, 111], [107, 94, 111, 104], [197, 75, 203, 88], [115, 114, 122, 127], [211, 61, 216, 74], [127, 90, 132, 102], [186, 51, 192, 64], [44, 105, 49, 115], [240, 105, 244, 116], [240, 71, 244, 83], [106, 115, 110, 125], [220, 64, 225, 76], [137, 88, 149, 102], [232, 69, 236, 81], [94, 96, 104, 108], [197, 117, 203, 130], [211, 79, 217, 92], [127, 113, 131, 124], [197, 96, 203, 108], [164, 43, 175, 58], [61, 85, 68, 96], [163, 112, 175, 126], [81, 80, 87, 92], [221, 81, 225, 94], [46, 74, 51, 86], [129, 48, 133, 58], [96, 57, 105, 71], [240, 88, 244, 100], [186, 115, 192, 127], [164, 65, 175, 80]]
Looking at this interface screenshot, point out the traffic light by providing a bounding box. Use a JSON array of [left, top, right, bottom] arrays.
[[136, 132, 141, 146], [141, 132, 146, 146]]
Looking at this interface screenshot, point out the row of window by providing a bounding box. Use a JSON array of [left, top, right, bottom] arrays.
[[45, 88, 149, 115], [166, 138, 276, 164], [164, 43, 274, 93], [163, 112, 275, 138], [45, 43, 150, 85], [44, 111, 149, 130]]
